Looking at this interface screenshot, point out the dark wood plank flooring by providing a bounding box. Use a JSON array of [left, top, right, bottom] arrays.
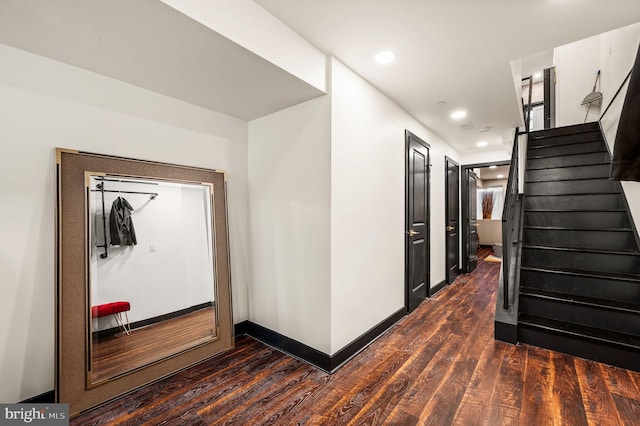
[[72, 253, 640, 425]]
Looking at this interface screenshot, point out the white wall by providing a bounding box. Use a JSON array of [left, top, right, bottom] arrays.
[[554, 36, 602, 126], [599, 22, 640, 121], [330, 58, 460, 354], [0, 43, 250, 402], [555, 22, 640, 127], [598, 22, 640, 152], [477, 221, 502, 246], [248, 96, 332, 353]]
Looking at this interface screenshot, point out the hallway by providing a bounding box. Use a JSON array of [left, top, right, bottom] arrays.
[[72, 255, 640, 425]]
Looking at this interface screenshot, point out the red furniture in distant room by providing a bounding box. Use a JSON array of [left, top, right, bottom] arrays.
[[91, 301, 131, 335]]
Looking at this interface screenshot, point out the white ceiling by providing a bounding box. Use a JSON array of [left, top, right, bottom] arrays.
[[478, 165, 510, 181], [0, 0, 324, 120], [1, 1, 638, 153], [255, 0, 640, 152]]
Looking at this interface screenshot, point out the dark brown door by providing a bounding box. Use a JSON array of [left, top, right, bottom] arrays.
[[445, 157, 459, 284], [466, 170, 479, 273], [405, 131, 430, 312]]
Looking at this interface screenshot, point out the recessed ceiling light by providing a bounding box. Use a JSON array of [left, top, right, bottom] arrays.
[[436, 101, 447, 106], [450, 110, 467, 120], [497, 174, 505, 178], [476, 141, 488, 148], [374, 51, 396, 65], [489, 165, 497, 169]]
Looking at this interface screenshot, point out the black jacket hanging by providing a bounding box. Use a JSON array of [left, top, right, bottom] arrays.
[[109, 196, 137, 246]]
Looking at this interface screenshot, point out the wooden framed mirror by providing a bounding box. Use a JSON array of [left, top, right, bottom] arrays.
[[55, 149, 234, 417]]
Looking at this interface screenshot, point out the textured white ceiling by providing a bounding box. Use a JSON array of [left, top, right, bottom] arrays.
[[256, 0, 640, 152]]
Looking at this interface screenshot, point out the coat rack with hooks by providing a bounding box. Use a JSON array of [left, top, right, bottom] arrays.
[[91, 178, 159, 259]]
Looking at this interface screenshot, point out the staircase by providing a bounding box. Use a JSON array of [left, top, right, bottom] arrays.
[[517, 122, 640, 371]]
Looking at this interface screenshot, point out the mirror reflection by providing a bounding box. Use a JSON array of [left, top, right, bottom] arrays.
[[88, 174, 218, 383]]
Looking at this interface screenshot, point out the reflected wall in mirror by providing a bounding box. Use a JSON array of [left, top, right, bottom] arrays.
[[56, 149, 234, 417], [88, 175, 218, 383]]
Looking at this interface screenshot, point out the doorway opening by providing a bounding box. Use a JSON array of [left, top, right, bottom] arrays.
[[461, 161, 511, 274], [522, 66, 556, 131]]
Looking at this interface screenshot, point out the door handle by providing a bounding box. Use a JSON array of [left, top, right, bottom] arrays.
[[446, 226, 455, 231], [407, 230, 419, 236]]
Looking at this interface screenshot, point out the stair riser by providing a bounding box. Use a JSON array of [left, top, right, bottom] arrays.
[[525, 194, 622, 210], [520, 296, 640, 337], [527, 152, 609, 169], [526, 179, 620, 196], [526, 164, 610, 182], [521, 269, 640, 305], [522, 248, 640, 275], [528, 123, 600, 143], [523, 229, 636, 251], [523, 211, 628, 229], [518, 325, 640, 372], [528, 141, 605, 159]]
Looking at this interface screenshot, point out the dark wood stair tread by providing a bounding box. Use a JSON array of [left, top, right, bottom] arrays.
[[524, 226, 633, 232], [520, 287, 640, 313], [527, 150, 607, 160], [518, 315, 640, 349], [528, 122, 600, 138], [525, 192, 621, 197], [521, 265, 640, 282], [522, 244, 640, 256], [525, 209, 627, 213], [526, 162, 611, 171], [526, 176, 613, 184]]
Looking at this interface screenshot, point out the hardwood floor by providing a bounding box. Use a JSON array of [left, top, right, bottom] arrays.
[[72, 256, 640, 425]]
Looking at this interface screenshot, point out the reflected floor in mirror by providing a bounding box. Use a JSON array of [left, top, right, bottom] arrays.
[[91, 307, 216, 383]]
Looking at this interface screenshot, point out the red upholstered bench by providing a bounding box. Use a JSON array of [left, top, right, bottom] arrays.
[[91, 301, 131, 335]]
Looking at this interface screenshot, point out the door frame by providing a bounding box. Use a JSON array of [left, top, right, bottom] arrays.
[[444, 156, 460, 286], [405, 130, 431, 312], [461, 160, 510, 273], [544, 66, 556, 129]]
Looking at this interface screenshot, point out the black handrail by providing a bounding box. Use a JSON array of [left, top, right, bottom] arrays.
[[599, 68, 633, 121], [501, 130, 519, 310], [501, 76, 533, 310]]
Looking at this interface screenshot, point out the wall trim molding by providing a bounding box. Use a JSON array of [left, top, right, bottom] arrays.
[[20, 390, 55, 404], [234, 320, 250, 337], [234, 308, 406, 373], [430, 279, 447, 296], [243, 322, 332, 371]]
